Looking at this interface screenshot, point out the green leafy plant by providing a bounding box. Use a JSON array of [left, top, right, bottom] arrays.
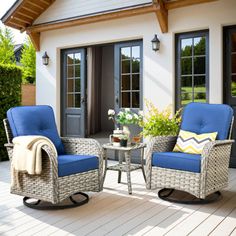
[[139, 100, 181, 137], [0, 64, 22, 161], [20, 37, 36, 84]]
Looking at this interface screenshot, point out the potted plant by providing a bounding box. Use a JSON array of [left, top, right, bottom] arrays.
[[139, 100, 181, 138], [119, 134, 128, 147], [108, 108, 142, 143]]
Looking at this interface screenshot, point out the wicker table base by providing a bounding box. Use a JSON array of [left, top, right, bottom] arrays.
[[103, 143, 146, 194]]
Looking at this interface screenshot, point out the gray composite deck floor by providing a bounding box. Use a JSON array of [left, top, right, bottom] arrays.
[[0, 160, 236, 236]]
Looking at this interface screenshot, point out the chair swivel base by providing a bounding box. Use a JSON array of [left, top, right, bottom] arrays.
[[158, 188, 222, 205], [23, 192, 89, 210]]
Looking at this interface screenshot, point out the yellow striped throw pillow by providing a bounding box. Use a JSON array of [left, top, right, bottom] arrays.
[[173, 130, 218, 154]]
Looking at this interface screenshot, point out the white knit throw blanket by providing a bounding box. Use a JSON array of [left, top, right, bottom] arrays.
[[12, 135, 57, 187]]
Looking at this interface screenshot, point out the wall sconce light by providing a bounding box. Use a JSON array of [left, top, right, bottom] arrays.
[[151, 34, 160, 51], [42, 51, 49, 65]]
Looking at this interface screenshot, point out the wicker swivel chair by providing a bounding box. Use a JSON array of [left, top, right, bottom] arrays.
[[146, 103, 234, 204], [4, 105, 103, 209]]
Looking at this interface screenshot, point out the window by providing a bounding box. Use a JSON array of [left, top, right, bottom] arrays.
[[66, 53, 81, 108], [175, 30, 209, 109]]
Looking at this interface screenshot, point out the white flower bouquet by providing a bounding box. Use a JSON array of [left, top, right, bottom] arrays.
[[108, 108, 142, 125]]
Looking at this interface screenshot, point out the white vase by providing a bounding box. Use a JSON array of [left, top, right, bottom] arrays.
[[123, 125, 131, 144]]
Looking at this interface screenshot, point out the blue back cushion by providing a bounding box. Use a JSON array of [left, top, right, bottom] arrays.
[[181, 103, 233, 140], [7, 105, 65, 155]]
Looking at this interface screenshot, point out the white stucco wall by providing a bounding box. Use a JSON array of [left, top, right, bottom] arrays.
[[36, 0, 236, 131]]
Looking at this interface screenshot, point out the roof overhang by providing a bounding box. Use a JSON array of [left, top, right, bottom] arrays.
[[1, 0, 218, 51]]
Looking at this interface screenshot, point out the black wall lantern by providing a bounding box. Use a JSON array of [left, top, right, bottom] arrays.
[[42, 51, 49, 65], [151, 34, 160, 52]]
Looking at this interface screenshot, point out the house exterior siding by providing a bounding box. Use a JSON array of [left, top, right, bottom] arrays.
[[33, 0, 152, 25], [36, 0, 236, 131]]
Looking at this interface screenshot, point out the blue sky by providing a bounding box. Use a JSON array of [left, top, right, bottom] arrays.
[[0, 0, 26, 44]]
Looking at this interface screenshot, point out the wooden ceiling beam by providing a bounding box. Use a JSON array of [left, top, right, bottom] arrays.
[[11, 15, 31, 25], [153, 0, 168, 33], [9, 18, 28, 28], [27, 31, 40, 51], [27, 2, 45, 11], [39, 0, 52, 5], [7, 22, 23, 31], [17, 11, 35, 20], [15, 12, 33, 22], [22, 6, 41, 16], [165, 0, 218, 10]]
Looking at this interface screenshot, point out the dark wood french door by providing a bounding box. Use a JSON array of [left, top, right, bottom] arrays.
[[61, 48, 86, 137], [223, 25, 236, 168]]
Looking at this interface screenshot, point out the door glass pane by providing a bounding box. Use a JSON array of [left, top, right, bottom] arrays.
[[67, 54, 73, 65], [181, 76, 192, 94], [67, 79, 74, 92], [122, 92, 130, 107], [75, 79, 81, 92], [75, 65, 81, 77], [67, 94, 74, 107], [194, 57, 205, 74], [67, 66, 73, 78], [132, 46, 140, 58], [75, 94, 81, 108], [121, 47, 131, 60], [132, 74, 140, 90], [121, 74, 130, 90], [194, 92, 206, 102], [74, 53, 81, 64], [194, 76, 206, 92], [181, 38, 192, 57], [181, 93, 192, 106], [132, 92, 139, 108], [231, 75, 236, 97], [194, 37, 206, 55], [122, 60, 130, 73], [181, 58, 192, 75], [232, 33, 236, 52], [132, 59, 140, 73], [232, 54, 236, 74]]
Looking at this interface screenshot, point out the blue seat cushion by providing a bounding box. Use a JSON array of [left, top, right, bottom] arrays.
[[152, 152, 201, 173], [58, 155, 99, 177], [7, 105, 65, 155], [181, 103, 233, 140]]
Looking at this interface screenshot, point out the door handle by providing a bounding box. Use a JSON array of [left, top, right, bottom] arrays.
[[115, 96, 119, 104], [81, 97, 85, 104]]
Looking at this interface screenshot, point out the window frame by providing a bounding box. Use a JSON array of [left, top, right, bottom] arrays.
[[114, 40, 143, 110], [175, 30, 209, 110]]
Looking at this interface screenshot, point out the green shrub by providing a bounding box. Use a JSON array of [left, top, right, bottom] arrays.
[[0, 64, 22, 161], [139, 100, 181, 137]]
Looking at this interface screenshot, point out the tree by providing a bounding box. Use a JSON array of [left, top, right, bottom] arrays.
[[0, 27, 15, 64], [20, 37, 36, 84]]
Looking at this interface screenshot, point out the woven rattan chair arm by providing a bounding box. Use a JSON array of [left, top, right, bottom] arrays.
[[145, 135, 177, 189], [61, 137, 103, 158], [146, 136, 177, 154], [201, 140, 234, 158]]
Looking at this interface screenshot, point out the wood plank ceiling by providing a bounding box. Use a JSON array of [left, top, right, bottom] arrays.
[[1, 0, 217, 51]]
